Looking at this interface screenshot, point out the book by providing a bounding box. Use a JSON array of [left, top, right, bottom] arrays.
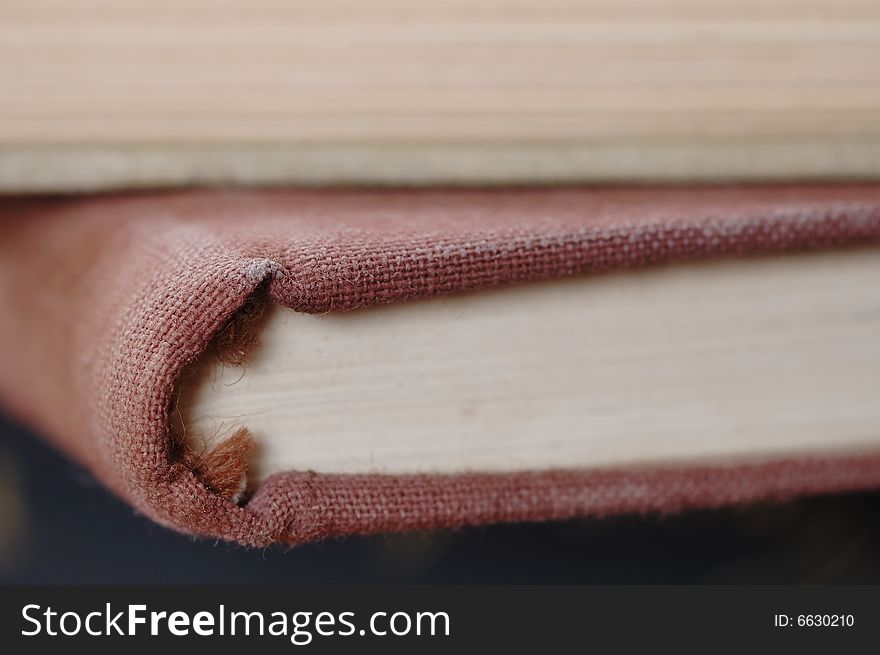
[[179, 248, 880, 488], [2, 0, 880, 191], [1, 185, 879, 545]]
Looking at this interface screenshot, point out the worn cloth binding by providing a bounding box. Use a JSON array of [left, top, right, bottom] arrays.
[[1, 186, 880, 546]]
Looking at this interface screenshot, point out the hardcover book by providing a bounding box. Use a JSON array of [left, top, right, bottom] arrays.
[[1, 185, 879, 545]]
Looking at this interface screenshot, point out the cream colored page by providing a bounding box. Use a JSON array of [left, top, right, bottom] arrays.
[[178, 250, 880, 482], [3, 1, 880, 188]]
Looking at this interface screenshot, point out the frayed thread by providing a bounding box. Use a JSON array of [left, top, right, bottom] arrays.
[[180, 427, 255, 503], [214, 292, 266, 367]]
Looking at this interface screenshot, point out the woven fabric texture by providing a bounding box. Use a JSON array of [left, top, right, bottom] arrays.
[[1, 185, 880, 546]]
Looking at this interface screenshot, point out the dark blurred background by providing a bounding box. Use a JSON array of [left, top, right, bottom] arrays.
[[2, 410, 879, 585]]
